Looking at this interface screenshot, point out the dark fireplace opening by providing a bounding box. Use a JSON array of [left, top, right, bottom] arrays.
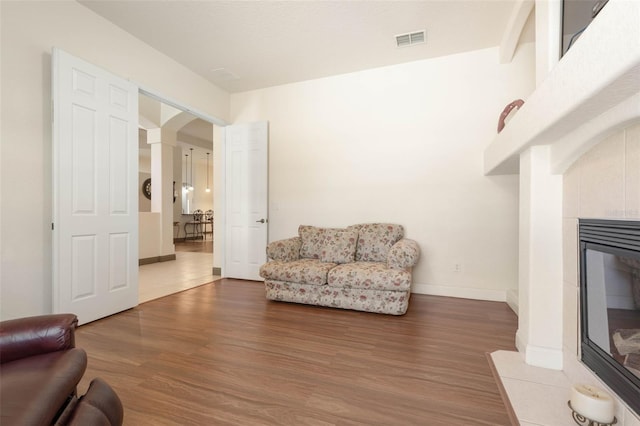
[[579, 219, 640, 415]]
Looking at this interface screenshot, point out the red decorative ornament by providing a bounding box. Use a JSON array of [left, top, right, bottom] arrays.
[[497, 99, 524, 133]]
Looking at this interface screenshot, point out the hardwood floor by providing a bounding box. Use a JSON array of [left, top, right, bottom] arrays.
[[76, 280, 517, 425]]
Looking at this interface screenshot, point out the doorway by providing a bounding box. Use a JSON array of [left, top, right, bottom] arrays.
[[52, 48, 233, 324], [137, 92, 220, 302]]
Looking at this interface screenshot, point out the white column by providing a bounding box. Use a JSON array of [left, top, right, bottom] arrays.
[[147, 128, 176, 257], [535, 0, 562, 86], [517, 145, 564, 369]]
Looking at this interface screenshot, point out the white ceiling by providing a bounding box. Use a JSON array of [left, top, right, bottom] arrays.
[[78, 0, 530, 93]]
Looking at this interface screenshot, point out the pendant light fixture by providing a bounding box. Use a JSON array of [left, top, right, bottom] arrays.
[[205, 152, 211, 193], [188, 148, 194, 191], [183, 153, 189, 192]]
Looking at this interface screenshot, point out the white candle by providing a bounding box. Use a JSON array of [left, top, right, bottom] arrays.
[[570, 384, 615, 424]]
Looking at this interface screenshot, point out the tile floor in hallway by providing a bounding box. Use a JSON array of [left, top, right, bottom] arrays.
[[138, 242, 220, 303]]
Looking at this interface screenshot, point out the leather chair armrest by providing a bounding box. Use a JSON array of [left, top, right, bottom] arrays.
[[387, 239, 420, 270], [0, 314, 78, 364], [64, 378, 124, 426], [266, 237, 301, 261]]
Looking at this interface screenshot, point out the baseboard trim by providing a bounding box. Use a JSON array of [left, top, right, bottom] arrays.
[[525, 345, 563, 370], [411, 283, 506, 302], [139, 254, 177, 266], [515, 329, 526, 354], [506, 289, 519, 315], [515, 336, 563, 370]]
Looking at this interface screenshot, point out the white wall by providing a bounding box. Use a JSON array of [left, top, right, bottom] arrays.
[[0, 1, 229, 320], [230, 44, 536, 300], [139, 213, 162, 259]]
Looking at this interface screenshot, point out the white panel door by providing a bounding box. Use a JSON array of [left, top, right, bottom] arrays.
[[52, 48, 138, 325], [225, 121, 268, 280]]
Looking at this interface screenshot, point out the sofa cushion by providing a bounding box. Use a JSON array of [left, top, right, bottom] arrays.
[[0, 348, 87, 425], [348, 223, 404, 262], [299, 225, 326, 259], [320, 229, 358, 264], [260, 258, 335, 285], [327, 261, 411, 291]]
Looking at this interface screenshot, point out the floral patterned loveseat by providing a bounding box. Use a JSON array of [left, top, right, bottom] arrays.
[[259, 223, 420, 315]]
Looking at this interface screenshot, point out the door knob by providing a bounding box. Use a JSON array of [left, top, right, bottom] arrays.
[[256, 218, 266, 223]]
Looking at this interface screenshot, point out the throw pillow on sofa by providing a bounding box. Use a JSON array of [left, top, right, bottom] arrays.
[[348, 223, 404, 262], [320, 229, 358, 264], [299, 225, 325, 259], [299, 225, 351, 259]]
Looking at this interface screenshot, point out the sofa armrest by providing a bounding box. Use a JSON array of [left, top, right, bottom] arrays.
[[64, 378, 124, 426], [387, 239, 420, 270], [266, 237, 301, 261], [0, 314, 78, 364]]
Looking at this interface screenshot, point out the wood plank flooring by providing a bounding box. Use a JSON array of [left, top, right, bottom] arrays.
[[75, 279, 518, 425]]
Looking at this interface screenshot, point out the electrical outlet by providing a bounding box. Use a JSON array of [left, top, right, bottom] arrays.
[[453, 263, 462, 273]]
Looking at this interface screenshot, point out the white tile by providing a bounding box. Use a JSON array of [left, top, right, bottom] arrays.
[[138, 251, 218, 303], [495, 350, 637, 426], [625, 124, 640, 219], [579, 131, 626, 218], [624, 407, 640, 426], [500, 377, 575, 426], [563, 357, 600, 390], [562, 283, 579, 356], [563, 351, 580, 383], [563, 218, 579, 287], [491, 351, 571, 387], [563, 161, 580, 218]]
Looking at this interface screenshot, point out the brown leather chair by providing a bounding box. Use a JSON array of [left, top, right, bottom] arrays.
[[0, 314, 123, 425]]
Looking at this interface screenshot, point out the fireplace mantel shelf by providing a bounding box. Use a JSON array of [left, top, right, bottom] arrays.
[[484, 0, 640, 176]]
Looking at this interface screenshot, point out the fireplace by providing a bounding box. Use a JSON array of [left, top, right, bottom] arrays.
[[481, 0, 640, 421], [579, 219, 640, 414]]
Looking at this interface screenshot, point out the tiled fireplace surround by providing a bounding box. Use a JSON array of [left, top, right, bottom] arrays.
[[484, 1, 640, 424], [490, 124, 640, 426], [562, 125, 640, 420]]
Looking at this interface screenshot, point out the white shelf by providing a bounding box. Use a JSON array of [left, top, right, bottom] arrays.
[[484, 0, 640, 176]]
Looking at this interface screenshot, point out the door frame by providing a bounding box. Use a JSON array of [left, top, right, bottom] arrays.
[[136, 85, 228, 277]]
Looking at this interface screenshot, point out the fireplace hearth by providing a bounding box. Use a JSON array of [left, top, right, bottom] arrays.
[[579, 219, 640, 415]]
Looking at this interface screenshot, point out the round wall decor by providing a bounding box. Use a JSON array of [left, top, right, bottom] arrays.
[[142, 178, 152, 200]]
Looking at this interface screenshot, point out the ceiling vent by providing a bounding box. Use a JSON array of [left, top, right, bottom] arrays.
[[210, 68, 240, 81], [395, 30, 426, 48]]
